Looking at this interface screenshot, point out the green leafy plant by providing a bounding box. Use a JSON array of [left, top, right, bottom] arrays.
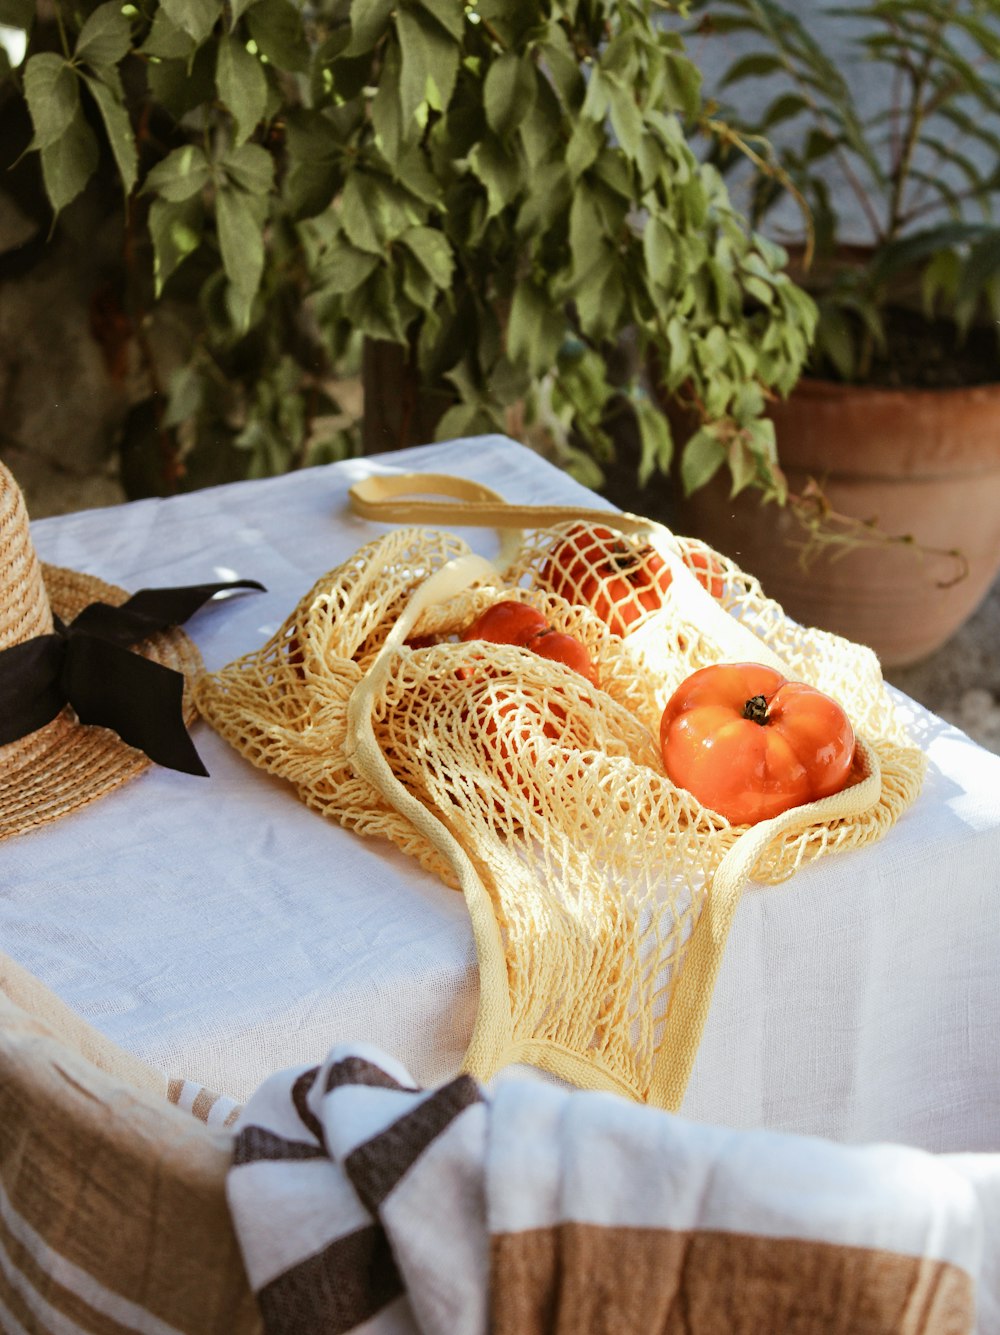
[[692, 0, 1000, 384], [1, 0, 816, 501]]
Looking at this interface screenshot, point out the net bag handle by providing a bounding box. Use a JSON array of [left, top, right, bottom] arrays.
[[651, 737, 881, 1108], [348, 471, 789, 672]]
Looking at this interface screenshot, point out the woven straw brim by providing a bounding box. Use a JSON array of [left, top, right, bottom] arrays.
[[0, 563, 203, 842]]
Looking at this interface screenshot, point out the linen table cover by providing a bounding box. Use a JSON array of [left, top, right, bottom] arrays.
[[3, 436, 999, 1160]]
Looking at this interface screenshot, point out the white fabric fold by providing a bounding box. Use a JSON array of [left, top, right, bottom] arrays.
[[227, 1043, 988, 1335]]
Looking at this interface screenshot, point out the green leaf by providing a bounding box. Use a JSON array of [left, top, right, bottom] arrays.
[[921, 248, 961, 318], [400, 250, 436, 311], [515, 160, 570, 237], [339, 172, 381, 253], [392, 145, 441, 206], [643, 213, 675, 292], [565, 117, 602, 180], [956, 232, 1000, 309], [760, 91, 810, 130], [149, 195, 204, 294], [569, 186, 607, 283], [216, 35, 268, 144], [681, 427, 726, 496], [518, 70, 561, 170], [40, 111, 99, 215], [814, 306, 856, 380], [247, 0, 309, 72], [397, 7, 458, 127], [75, 2, 133, 66], [475, 0, 535, 46], [507, 279, 565, 376], [343, 266, 407, 343], [399, 225, 452, 288], [592, 147, 630, 199], [469, 134, 521, 218], [163, 363, 204, 429], [871, 222, 993, 285], [23, 53, 79, 149], [345, 0, 394, 54], [661, 316, 691, 390], [318, 240, 380, 294], [433, 401, 483, 441], [604, 73, 643, 161], [161, 0, 220, 47], [635, 396, 673, 487], [726, 433, 761, 497], [661, 51, 701, 119], [140, 9, 196, 59], [418, 0, 464, 42], [574, 252, 620, 338], [719, 52, 786, 87], [0, 0, 34, 26], [371, 35, 403, 160], [537, 28, 584, 110], [484, 51, 536, 139], [283, 110, 342, 219], [230, 0, 263, 28], [145, 47, 216, 119], [144, 144, 211, 201], [216, 184, 267, 330], [82, 74, 137, 195], [220, 142, 274, 195]]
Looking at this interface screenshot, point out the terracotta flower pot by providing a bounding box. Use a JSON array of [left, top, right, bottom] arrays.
[[674, 377, 1000, 667]]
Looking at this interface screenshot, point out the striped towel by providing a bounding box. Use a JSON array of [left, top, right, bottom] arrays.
[[227, 1043, 983, 1335]]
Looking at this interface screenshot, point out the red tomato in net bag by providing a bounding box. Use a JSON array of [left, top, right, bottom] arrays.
[[522, 626, 599, 687], [540, 524, 723, 637], [659, 662, 856, 826], [461, 599, 549, 646], [461, 599, 598, 686]]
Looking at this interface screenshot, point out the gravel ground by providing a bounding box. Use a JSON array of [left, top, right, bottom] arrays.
[[18, 452, 1000, 759]]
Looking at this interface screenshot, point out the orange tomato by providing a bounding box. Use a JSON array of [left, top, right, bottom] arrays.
[[461, 600, 549, 647], [659, 662, 856, 825], [460, 599, 598, 686], [522, 626, 599, 687], [540, 524, 723, 636]]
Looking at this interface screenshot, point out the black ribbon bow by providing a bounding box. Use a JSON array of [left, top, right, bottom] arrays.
[[0, 580, 264, 775]]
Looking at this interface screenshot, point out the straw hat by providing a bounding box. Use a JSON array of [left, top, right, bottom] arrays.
[[0, 459, 204, 841]]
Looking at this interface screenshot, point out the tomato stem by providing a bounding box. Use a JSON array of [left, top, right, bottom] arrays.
[[743, 694, 769, 725]]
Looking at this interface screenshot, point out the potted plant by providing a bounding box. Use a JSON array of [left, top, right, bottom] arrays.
[[663, 0, 1000, 666], [0, 0, 816, 519]]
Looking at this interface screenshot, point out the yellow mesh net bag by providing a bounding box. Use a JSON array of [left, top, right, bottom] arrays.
[[194, 473, 926, 1110]]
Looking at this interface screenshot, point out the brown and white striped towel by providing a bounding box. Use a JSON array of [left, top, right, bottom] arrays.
[[227, 1043, 983, 1335]]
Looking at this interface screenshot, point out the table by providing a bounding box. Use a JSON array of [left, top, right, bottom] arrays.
[[6, 435, 1000, 1157]]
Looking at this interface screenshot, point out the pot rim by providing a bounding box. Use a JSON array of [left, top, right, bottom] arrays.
[[788, 375, 1000, 406]]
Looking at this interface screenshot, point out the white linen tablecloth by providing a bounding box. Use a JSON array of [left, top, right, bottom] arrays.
[[5, 435, 1000, 1160]]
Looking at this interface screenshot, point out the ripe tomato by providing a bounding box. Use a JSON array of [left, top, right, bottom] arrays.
[[659, 662, 856, 826], [683, 547, 726, 600], [461, 599, 548, 646], [522, 626, 599, 687], [540, 525, 669, 636], [460, 599, 598, 686], [539, 525, 724, 636]]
